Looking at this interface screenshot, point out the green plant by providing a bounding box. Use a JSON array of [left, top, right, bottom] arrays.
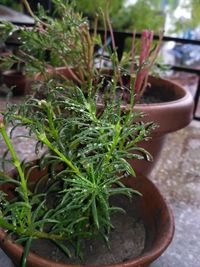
[[0, 80, 155, 265], [0, 0, 162, 100], [75, 0, 165, 32], [0, 0, 161, 266], [0, 0, 87, 75], [0, 0, 21, 11], [75, 0, 125, 20]]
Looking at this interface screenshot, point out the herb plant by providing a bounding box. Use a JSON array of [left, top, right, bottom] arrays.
[[0, 0, 162, 101], [0, 0, 160, 266], [0, 82, 155, 265]]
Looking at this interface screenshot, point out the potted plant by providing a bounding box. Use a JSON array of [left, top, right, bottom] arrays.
[[0, 1, 175, 266], [0, 0, 194, 176], [0, 82, 174, 266]]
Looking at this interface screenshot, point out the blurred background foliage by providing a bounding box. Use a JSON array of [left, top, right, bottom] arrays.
[[0, 0, 22, 11], [74, 0, 165, 32], [0, 0, 200, 37]]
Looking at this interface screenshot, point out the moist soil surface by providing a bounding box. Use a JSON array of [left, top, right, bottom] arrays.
[[31, 195, 145, 265]]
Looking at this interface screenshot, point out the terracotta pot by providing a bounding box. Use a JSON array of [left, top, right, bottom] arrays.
[[132, 76, 194, 175], [35, 67, 194, 176], [2, 70, 29, 96], [0, 168, 174, 267]]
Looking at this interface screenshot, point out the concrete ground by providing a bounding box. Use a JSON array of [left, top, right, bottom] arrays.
[[0, 120, 200, 267], [150, 120, 200, 267]]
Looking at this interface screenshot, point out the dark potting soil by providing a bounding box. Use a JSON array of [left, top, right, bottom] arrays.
[[139, 81, 179, 104], [31, 195, 145, 265], [98, 89, 163, 106], [139, 95, 163, 104]]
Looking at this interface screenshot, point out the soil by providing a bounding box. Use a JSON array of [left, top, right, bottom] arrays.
[[96, 75, 176, 105], [31, 195, 145, 265], [139, 94, 163, 104], [139, 82, 177, 104], [97, 88, 164, 106]]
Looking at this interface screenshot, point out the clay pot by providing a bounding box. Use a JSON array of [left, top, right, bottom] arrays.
[[36, 67, 194, 176], [132, 76, 194, 175], [2, 70, 29, 96], [0, 167, 174, 267]]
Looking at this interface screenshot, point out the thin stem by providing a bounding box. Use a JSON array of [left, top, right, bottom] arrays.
[[130, 31, 136, 108], [105, 9, 123, 88], [51, 55, 83, 84], [37, 133, 81, 176], [130, 32, 136, 76], [12, 114, 52, 135], [99, 10, 107, 70], [0, 217, 68, 241], [81, 26, 94, 92], [44, 103, 59, 141], [139, 31, 163, 97], [22, 0, 47, 27], [0, 123, 31, 225], [104, 121, 121, 164]]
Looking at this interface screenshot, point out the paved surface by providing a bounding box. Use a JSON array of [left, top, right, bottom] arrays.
[[0, 5, 34, 24], [149, 120, 200, 267]]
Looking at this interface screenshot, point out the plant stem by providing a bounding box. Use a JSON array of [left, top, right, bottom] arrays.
[[0, 123, 31, 225], [104, 122, 121, 164], [106, 9, 123, 88], [45, 103, 59, 141], [37, 133, 81, 176], [22, 0, 47, 26], [0, 218, 66, 241]]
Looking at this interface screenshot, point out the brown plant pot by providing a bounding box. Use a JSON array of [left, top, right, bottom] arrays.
[[0, 168, 174, 267], [35, 67, 194, 176], [2, 70, 29, 96], [132, 76, 194, 175]]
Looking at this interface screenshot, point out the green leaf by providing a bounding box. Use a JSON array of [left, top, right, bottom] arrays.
[[0, 171, 20, 185], [118, 158, 136, 177], [51, 240, 71, 258], [21, 237, 33, 267], [92, 198, 99, 229]]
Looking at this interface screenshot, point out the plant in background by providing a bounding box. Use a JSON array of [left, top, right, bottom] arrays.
[[0, 0, 87, 75], [0, 0, 162, 102], [0, 0, 22, 11], [165, 0, 200, 35], [0, 0, 161, 265], [75, 0, 125, 22], [75, 0, 165, 33]]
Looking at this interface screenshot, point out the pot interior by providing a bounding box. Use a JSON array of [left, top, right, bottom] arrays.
[[144, 77, 186, 103]]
